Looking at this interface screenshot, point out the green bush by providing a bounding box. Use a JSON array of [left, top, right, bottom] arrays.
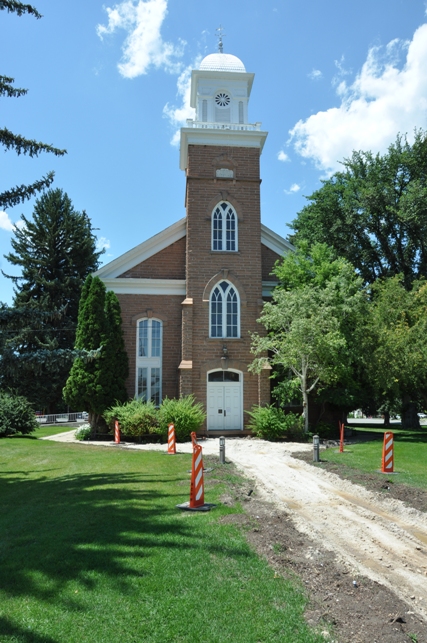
[[247, 406, 305, 442], [75, 424, 92, 441], [157, 395, 206, 442], [0, 392, 38, 437], [247, 405, 287, 441], [104, 399, 159, 437]]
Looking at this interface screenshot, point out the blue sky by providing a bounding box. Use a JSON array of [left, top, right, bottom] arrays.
[[1, 0, 427, 304]]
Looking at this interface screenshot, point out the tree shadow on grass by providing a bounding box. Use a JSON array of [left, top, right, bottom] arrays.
[[0, 457, 249, 614]]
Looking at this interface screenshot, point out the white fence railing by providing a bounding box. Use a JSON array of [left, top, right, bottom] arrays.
[[35, 412, 88, 424], [185, 119, 262, 131]]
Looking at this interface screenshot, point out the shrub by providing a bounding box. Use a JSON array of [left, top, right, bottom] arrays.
[[0, 392, 38, 437], [247, 406, 305, 442], [283, 413, 305, 441], [75, 424, 92, 441], [103, 399, 159, 437], [157, 395, 206, 442], [247, 405, 287, 441]]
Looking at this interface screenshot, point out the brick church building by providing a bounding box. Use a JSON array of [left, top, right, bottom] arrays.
[[95, 48, 293, 433]]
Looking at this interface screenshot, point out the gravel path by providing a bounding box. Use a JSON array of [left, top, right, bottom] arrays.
[[45, 431, 427, 622]]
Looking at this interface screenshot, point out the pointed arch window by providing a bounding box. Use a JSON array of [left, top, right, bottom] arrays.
[[136, 318, 162, 405], [212, 202, 238, 251], [210, 280, 240, 338]]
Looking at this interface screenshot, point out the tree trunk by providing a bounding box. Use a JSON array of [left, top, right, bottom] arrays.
[[383, 410, 390, 427], [401, 396, 420, 429]]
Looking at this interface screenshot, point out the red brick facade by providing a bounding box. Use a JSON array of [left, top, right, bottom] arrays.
[[181, 144, 271, 430]]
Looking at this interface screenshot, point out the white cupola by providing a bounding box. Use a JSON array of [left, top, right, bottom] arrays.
[[192, 52, 253, 125], [179, 44, 267, 171]]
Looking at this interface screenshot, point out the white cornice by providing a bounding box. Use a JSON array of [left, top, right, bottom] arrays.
[[180, 128, 268, 171], [261, 224, 295, 256], [102, 278, 186, 296], [94, 218, 186, 279]]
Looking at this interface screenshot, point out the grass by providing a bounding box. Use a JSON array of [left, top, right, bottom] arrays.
[[324, 427, 427, 489], [0, 437, 325, 643]]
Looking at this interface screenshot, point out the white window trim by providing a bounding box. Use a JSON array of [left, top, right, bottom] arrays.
[[135, 318, 163, 404], [211, 201, 238, 252], [209, 280, 241, 339]]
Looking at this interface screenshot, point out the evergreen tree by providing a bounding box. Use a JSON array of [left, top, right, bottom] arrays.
[[0, 189, 103, 411], [0, 3, 66, 209], [63, 277, 129, 429], [103, 290, 129, 406]]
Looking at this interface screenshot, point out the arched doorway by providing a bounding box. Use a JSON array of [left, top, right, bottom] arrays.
[[207, 370, 243, 431]]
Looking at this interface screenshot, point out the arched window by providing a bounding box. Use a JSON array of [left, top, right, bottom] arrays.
[[212, 201, 237, 251], [210, 280, 239, 338], [136, 318, 162, 405]]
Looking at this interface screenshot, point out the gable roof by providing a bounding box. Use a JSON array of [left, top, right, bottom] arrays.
[[94, 217, 293, 280]]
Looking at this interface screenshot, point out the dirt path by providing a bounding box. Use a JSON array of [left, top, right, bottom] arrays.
[[215, 439, 427, 623], [46, 432, 427, 627]]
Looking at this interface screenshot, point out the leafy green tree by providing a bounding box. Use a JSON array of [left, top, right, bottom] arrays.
[[63, 276, 129, 429], [250, 244, 367, 432], [291, 131, 427, 289], [0, 189, 102, 411], [0, 2, 66, 210], [364, 276, 427, 428]]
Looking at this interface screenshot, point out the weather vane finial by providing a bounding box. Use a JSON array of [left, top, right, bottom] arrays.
[[216, 25, 225, 53]]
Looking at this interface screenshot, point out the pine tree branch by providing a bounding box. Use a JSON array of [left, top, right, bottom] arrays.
[[0, 128, 67, 157], [0, 171, 55, 208], [0, 76, 27, 98], [0, 1, 42, 18]]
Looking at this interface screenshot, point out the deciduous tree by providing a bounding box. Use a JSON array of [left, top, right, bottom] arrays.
[[291, 131, 427, 289]]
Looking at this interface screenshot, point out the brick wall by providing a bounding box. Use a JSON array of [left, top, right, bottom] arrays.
[[183, 144, 270, 429], [118, 237, 186, 279], [116, 294, 182, 401], [261, 244, 281, 281]]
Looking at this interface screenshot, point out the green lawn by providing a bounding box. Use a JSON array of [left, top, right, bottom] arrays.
[[0, 438, 325, 643], [325, 428, 427, 489]]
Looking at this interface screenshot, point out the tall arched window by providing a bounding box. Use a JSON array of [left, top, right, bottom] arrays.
[[136, 318, 162, 405], [212, 202, 237, 252], [210, 280, 240, 338]]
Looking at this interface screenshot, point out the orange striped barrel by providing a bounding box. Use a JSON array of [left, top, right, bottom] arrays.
[[114, 420, 120, 444], [381, 431, 394, 473], [189, 444, 204, 508], [167, 423, 176, 454]]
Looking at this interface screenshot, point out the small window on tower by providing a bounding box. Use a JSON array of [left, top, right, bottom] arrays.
[[212, 201, 237, 251]]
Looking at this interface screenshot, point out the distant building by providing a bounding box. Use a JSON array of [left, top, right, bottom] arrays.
[[96, 48, 293, 433]]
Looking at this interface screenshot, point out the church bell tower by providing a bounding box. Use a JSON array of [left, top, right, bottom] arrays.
[[179, 42, 269, 433]]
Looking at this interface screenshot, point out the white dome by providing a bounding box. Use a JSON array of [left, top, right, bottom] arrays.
[[199, 53, 246, 73]]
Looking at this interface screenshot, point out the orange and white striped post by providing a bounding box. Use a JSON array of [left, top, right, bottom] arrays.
[[167, 423, 176, 454], [114, 420, 121, 444], [339, 421, 344, 453], [381, 431, 394, 473], [176, 443, 214, 512], [190, 431, 197, 449], [189, 444, 205, 508]]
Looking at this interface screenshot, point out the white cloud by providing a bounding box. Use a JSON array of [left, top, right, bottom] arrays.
[[277, 150, 290, 162], [97, 0, 184, 78], [163, 59, 200, 145], [308, 69, 323, 81], [0, 211, 15, 232], [284, 183, 301, 195], [289, 24, 427, 174], [96, 236, 111, 252]]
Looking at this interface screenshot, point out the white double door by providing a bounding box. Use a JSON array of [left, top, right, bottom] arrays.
[[207, 377, 242, 431]]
